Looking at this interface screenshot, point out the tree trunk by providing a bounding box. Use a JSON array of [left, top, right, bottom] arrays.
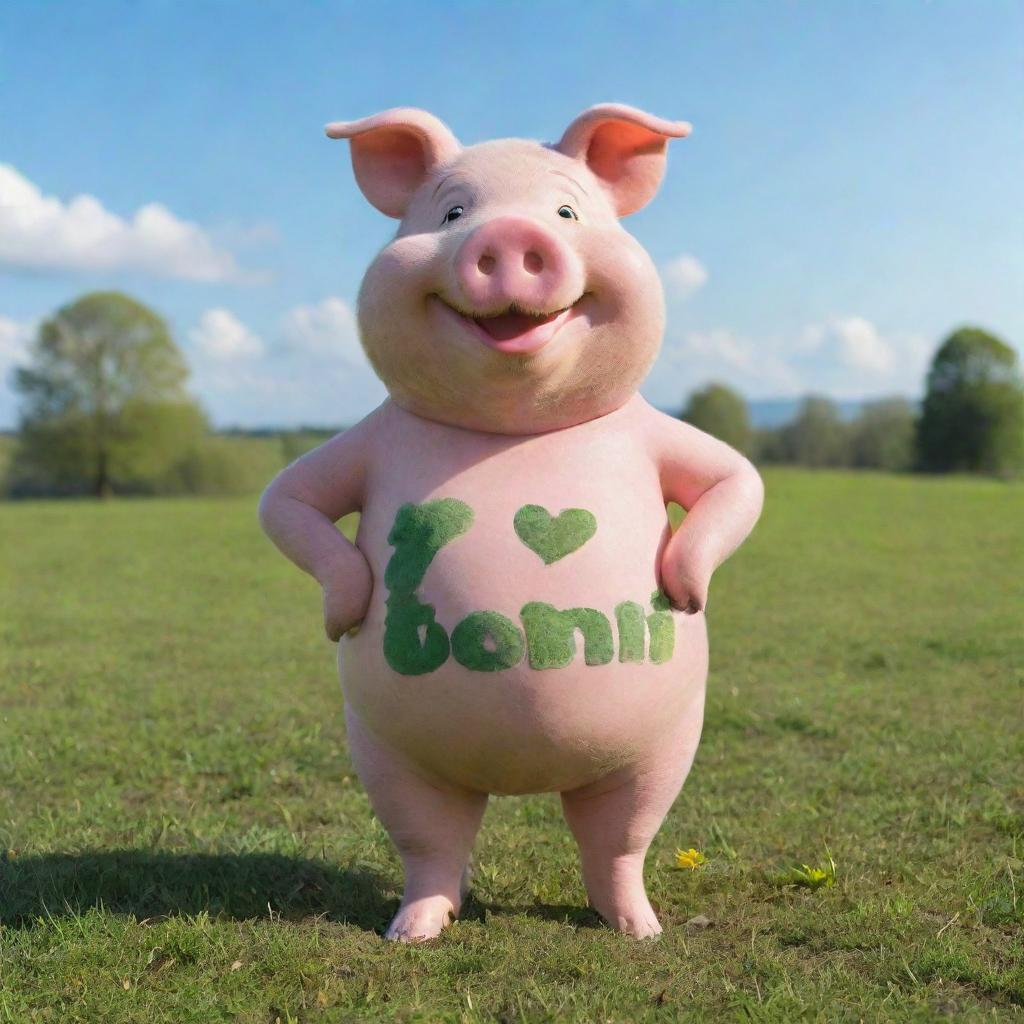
[[95, 446, 112, 499]]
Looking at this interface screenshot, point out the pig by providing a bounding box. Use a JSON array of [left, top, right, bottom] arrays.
[[258, 104, 764, 941]]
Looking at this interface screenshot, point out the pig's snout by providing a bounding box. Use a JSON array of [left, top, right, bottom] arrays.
[[454, 216, 581, 313]]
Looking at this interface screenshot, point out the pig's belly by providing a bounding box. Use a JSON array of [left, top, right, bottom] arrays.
[[337, 489, 708, 795]]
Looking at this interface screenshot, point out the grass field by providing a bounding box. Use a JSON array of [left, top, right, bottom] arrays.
[[1, 470, 1022, 1022]]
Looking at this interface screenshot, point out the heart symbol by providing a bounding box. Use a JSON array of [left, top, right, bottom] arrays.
[[514, 504, 597, 564]]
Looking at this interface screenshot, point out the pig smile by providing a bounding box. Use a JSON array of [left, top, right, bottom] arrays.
[[434, 296, 584, 355]]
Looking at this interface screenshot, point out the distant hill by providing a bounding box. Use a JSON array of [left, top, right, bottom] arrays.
[[747, 398, 868, 428], [660, 397, 917, 429]]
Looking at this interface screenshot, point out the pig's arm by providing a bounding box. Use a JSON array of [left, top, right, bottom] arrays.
[[648, 411, 764, 613], [258, 418, 375, 640]]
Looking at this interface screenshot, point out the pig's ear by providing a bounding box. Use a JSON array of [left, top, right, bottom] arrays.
[[325, 108, 461, 218], [555, 104, 691, 217]]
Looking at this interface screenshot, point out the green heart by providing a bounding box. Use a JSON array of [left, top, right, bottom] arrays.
[[514, 504, 597, 564]]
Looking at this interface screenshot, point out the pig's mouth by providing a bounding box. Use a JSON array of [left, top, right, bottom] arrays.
[[434, 296, 584, 355]]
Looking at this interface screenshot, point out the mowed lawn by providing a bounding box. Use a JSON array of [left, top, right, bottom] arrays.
[[1, 470, 1022, 1022]]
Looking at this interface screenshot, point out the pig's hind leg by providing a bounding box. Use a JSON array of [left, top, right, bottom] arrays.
[[560, 715, 703, 939], [346, 705, 488, 942]]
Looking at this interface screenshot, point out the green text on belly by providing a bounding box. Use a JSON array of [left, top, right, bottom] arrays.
[[382, 498, 675, 676]]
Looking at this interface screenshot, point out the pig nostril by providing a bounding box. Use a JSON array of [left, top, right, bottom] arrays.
[[523, 251, 544, 275], [478, 253, 497, 276]]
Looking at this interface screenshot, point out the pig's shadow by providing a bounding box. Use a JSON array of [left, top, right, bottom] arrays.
[[0, 851, 393, 932], [0, 851, 604, 933], [461, 891, 603, 930]]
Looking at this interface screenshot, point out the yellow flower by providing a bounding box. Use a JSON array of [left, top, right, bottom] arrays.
[[675, 847, 707, 871], [795, 865, 829, 887], [787, 859, 836, 890]]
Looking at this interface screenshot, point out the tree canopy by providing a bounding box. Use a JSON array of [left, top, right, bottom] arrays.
[[916, 326, 1024, 477], [681, 382, 753, 454], [849, 397, 915, 472], [10, 291, 208, 496], [764, 396, 850, 467]]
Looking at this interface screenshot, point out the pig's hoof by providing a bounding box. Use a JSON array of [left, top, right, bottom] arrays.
[[384, 896, 457, 943], [596, 898, 663, 940]]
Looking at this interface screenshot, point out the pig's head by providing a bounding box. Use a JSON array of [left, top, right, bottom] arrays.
[[327, 104, 690, 434]]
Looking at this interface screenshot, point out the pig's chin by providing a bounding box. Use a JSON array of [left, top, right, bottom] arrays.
[[432, 295, 583, 356]]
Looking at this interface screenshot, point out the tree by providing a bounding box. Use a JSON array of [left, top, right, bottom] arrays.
[[9, 292, 208, 497], [849, 397, 915, 471], [771, 396, 851, 467], [916, 327, 1024, 477], [681, 383, 753, 454]]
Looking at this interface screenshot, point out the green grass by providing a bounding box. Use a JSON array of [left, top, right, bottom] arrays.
[[1, 470, 1022, 1022]]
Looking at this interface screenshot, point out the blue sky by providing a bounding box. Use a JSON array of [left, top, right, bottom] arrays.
[[1, 0, 1022, 428]]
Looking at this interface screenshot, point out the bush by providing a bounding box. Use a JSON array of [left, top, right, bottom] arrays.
[[278, 429, 338, 463], [156, 436, 285, 497]]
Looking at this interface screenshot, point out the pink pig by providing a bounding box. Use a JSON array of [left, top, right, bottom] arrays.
[[259, 105, 764, 941]]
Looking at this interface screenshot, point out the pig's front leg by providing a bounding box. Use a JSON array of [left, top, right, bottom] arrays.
[[649, 412, 764, 613], [346, 706, 488, 942], [258, 419, 377, 639]]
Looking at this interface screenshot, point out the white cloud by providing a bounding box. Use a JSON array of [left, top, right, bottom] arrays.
[[797, 322, 826, 354], [183, 300, 384, 426], [802, 316, 895, 374], [682, 328, 759, 376], [794, 315, 931, 395], [281, 297, 365, 365], [648, 314, 932, 408], [662, 254, 709, 301], [0, 164, 252, 282], [652, 327, 801, 404], [189, 308, 264, 362]]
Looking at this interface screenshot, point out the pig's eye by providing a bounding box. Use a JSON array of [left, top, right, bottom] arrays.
[[442, 205, 464, 225], [557, 205, 578, 221]]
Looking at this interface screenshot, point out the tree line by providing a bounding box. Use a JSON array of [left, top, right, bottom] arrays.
[[683, 326, 1024, 475], [3, 292, 1023, 498], [3, 292, 330, 498]]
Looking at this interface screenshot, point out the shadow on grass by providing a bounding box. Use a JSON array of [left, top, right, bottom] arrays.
[[0, 852, 605, 935], [0, 851, 394, 932], [461, 892, 605, 931]]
